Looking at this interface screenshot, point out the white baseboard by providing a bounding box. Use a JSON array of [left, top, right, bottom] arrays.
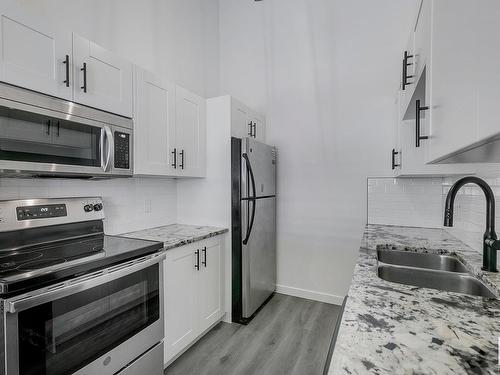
[[276, 284, 344, 305]]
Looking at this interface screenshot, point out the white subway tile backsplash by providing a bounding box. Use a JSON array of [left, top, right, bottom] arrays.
[[368, 175, 500, 255], [0, 177, 177, 235]]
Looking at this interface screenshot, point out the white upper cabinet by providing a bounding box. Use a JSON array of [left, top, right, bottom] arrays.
[[175, 85, 206, 177], [0, 8, 72, 100], [0, 7, 133, 117], [426, 0, 500, 163], [230, 97, 266, 142], [413, 0, 431, 86], [395, 0, 500, 165], [134, 68, 176, 176], [231, 100, 252, 139], [72, 34, 133, 118]]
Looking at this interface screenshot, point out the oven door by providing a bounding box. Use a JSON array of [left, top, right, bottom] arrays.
[[3, 254, 164, 375], [0, 95, 132, 177]]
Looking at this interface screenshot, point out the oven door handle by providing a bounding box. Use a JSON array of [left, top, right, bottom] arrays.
[[4, 253, 165, 314]]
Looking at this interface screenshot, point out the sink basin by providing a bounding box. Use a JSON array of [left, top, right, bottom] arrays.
[[377, 249, 469, 273], [377, 265, 496, 298]]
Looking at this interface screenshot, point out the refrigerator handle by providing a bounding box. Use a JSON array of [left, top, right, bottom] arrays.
[[242, 153, 257, 245]]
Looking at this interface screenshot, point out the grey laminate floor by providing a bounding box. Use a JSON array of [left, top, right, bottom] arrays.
[[165, 293, 341, 375]]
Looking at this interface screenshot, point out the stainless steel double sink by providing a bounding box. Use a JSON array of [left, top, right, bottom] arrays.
[[376, 248, 497, 298]]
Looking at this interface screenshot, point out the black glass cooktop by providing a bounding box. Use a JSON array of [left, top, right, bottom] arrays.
[[0, 232, 163, 296]]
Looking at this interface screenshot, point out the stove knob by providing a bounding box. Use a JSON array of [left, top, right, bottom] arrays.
[[84, 204, 94, 212], [93, 203, 103, 212]]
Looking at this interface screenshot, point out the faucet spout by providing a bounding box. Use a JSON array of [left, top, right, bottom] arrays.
[[443, 176, 499, 272]]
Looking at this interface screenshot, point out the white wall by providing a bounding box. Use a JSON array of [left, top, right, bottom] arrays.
[[219, 0, 418, 302], [0, 0, 220, 234]]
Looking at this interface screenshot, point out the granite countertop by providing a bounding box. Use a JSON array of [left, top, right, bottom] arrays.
[[121, 224, 228, 250], [329, 224, 500, 375]]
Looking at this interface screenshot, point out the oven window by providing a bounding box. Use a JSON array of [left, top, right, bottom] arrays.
[[17, 264, 160, 375], [0, 106, 101, 167]]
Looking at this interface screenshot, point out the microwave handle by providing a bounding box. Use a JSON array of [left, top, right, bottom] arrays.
[[100, 126, 114, 172], [4, 254, 165, 314]]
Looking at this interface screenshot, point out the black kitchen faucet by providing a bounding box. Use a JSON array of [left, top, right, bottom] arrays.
[[444, 176, 500, 272]]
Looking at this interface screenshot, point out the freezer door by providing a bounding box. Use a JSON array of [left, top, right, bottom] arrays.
[[241, 197, 276, 318], [241, 138, 276, 199]]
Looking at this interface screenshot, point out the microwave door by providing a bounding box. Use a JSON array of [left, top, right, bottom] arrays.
[[0, 84, 133, 177]]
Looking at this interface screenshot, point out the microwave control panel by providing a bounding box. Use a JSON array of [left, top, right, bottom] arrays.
[[114, 131, 130, 170]]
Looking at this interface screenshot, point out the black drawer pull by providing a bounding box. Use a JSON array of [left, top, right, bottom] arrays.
[[63, 54, 70, 87], [402, 51, 413, 91], [202, 247, 207, 267], [171, 148, 177, 169], [180, 149, 185, 170], [81, 62, 87, 92], [391, 149, 400, 170], [195, 249, 200, 270], [415, 99, 429, 148]]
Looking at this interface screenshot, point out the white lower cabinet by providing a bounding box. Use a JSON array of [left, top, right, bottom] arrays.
[[163, 236, 224, 366]]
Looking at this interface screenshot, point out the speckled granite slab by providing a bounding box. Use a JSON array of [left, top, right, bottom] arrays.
[[329, 224, 500, 375], [121, 224, 228, 250]]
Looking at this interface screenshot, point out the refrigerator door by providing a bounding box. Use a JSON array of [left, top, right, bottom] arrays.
[[241, 138, 276, 199], [241, 196, 276, 318]]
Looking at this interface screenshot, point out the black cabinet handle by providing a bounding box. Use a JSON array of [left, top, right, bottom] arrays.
[[81, 62, 87, 93], [180, 149, 185, 169], [415, 99, 429, 147], [56, 121, 60, 137], [402, 51, 413, 91], [202, 246, 207, 267], [46, 120, 51, 135], [252, 122, 257, 138], [63, 54, 70, 87], [248, 122, 253, 136], [195, 249, 200, 270], [391, 148, 400, 170], [171, 148, 177, 169]]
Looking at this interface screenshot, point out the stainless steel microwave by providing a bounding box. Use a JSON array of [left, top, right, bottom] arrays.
[[0, 83, 133, 178]]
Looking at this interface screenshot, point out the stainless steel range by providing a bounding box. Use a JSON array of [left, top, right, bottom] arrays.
[[0, 197, 165, 375]]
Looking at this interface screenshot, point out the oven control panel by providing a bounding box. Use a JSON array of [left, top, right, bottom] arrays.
[[0, 197, 105, 232], [114, 131, 130, 169], [16, 204, 67, 221]]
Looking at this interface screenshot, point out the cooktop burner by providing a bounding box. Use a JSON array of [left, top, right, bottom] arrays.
[[0, 252, 44, 272], [17, 257, 67, 271]]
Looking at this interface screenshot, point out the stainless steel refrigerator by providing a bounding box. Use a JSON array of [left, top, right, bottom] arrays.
[[231, 137, 276, 324]]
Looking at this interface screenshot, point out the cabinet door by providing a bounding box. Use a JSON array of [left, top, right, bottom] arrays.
[[175, 85, 206, 177], [134, 68, 176, 176], [474, 1, 500, 142], [231, 99, 252, 139], [164, 244, 199, 364], [198, 238, 223, 332], [413, 0, 431, 83], [72, 34, 133, 117], [0, 8, 72, 100], [250, 115, 266, 143], [427, 0, 479, 162]]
